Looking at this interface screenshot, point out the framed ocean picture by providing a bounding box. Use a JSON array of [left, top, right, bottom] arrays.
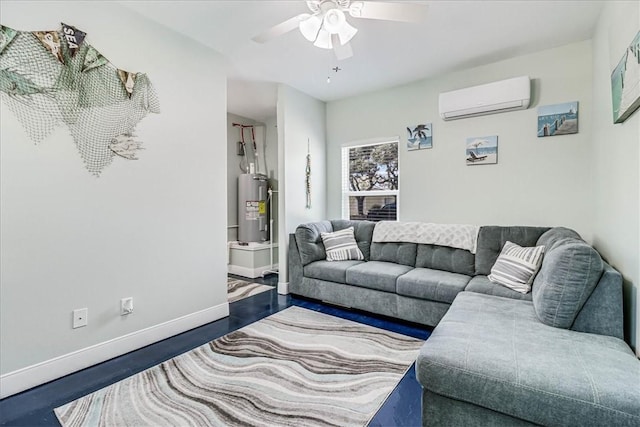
[[537, 102, 578, 137], [407, 123, 432, 150], [466, 136, 497, 165], [611, 30, 640, 124]]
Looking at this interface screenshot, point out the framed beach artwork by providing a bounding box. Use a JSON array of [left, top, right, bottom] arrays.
[[407, 123, 432, 150], [466, 136, 497, 165], [611, 30, 640, 124], [537, 101, 579, 137]]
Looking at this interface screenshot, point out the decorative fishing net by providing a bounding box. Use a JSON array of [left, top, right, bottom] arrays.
[[0, 25, 160, 176]]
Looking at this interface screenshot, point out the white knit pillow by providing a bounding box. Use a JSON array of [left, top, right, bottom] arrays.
[[320, 227, 364, 261], [488, 241, 545, 294]]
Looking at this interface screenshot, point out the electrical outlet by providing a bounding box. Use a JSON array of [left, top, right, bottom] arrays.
[[121, 297, 134, 315], [73, 308, 88, 328]]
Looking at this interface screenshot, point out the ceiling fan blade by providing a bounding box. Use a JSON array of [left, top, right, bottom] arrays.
[[299, 14, 323, 42], [252, 13, 311, 43], [349, 1, 428, 23], [332, 35, 353, 61]]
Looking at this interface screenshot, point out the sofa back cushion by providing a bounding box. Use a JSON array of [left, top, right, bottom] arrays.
[[475, 226, 550, 275], [370, 242, 417, 266], [295, 221, 333, 266], [415, 244, 475, 276], [295, 220, 376, 266], [331, 220, 375, 261], [532, 239, 604, 329]]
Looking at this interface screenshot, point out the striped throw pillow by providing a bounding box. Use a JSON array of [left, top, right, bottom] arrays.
[[488, 241, 545, 294], [320, 227, 364, 261]]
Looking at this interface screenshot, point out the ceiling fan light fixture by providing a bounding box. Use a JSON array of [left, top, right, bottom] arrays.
[[323, 8, 347, 34], [313, 28, 333, 49], [299, 15, 322, 42], [336, 21, 357, 45]]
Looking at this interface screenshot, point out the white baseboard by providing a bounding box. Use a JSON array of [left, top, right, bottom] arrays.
[[228, 263, 279, 279], [278, 281, 289, 295], [0, 302, 229, 399]]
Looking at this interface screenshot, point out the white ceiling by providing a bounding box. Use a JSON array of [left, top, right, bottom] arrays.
[[122, 1, 604, 122]]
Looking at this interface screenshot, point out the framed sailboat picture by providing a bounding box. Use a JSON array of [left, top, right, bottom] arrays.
[[611, 30, 640, 124]]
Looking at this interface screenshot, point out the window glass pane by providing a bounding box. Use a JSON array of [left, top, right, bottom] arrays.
[[347, 195, 397, 221], [342, 140, 399, 221], [348, 142, 398, 192]]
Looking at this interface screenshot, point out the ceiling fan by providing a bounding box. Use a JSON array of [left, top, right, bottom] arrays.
[[252, 0, 428, 60]]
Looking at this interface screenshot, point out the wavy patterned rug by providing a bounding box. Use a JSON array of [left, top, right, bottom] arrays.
[[54, 306, 424, 427], [227, 277, 273, 303]]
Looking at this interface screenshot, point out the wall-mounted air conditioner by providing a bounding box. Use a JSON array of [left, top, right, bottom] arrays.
[[439, 76, 530, 120]]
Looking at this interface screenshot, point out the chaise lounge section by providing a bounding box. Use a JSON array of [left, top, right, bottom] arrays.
[[417, 291, 640, 426]]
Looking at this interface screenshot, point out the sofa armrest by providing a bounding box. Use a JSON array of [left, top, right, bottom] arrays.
[[572, 263, 624, 339], [295, 220, 333, 265], [288, 233, 304, 290]]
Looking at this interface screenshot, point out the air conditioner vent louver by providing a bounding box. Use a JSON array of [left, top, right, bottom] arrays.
[[439, 76, 530, 120]]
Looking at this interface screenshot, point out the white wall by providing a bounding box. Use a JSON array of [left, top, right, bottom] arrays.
[[0, 0, 229, 394], [591, 0, 639, 354], [327, 41, 594, 239], [327, 37, 640, 353], [277, 85, 326, 291]]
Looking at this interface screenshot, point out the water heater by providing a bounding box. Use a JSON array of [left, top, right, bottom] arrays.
[[238, 173, 268, 243]]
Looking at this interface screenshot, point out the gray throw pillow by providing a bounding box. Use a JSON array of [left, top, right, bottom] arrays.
[[488, 241, 545, 294], [532, 240, 603, 329], [320, 226, 364, 261]]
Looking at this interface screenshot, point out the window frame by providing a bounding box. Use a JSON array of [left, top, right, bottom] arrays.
[[341, 136, 400, 221]]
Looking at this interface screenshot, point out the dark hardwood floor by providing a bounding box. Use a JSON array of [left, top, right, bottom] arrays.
[[0, 274, 431, 426]]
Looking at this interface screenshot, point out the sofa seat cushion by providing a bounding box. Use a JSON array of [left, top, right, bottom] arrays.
[[465, 276, 532, 301], [417, 292, 640, 427], [345, 261, 413, 293], [304, 260, 365, 283], [396, 268, 471, 304]]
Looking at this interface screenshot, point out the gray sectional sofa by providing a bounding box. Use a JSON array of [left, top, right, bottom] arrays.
[[288, 219, 640, 426]]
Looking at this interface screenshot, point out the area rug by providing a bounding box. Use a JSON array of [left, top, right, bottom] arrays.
[[54, 306, 424, 427], [227, 277, 273, 303]]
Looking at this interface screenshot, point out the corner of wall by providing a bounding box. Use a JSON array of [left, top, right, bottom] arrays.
[[590, 0, 640, 354]]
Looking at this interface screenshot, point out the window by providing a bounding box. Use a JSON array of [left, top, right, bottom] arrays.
[[342, 139, 399, 221]]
